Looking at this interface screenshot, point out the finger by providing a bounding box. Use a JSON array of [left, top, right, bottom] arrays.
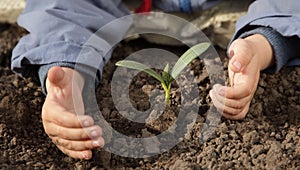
[[209, 90, 243, 116], [227, 39, 254, 73], [213, 84, 254, 100], [210, 88, 250, 109], [42, 107, 94, 128], [51, 136, 104, 151], [221, 102, 250, 120], [46, 123, 102, 140], [228, 69, 234, 87], [56, 145, 93, 160]]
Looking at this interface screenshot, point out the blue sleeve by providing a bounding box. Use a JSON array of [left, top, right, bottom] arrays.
[[153, 0, 221, 13], [12, 0, 131, 93], [231, 0, 300, 72]]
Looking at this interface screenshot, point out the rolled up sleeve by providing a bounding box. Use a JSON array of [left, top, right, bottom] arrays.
[[12, 0, 131, 92]]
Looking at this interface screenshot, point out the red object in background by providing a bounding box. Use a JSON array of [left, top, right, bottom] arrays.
[[135, 0, 152, 13]]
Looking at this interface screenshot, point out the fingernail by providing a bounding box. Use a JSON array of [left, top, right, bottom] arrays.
[[93, 140, 101, 147], [227, 50, 234, 58], [233, 60, 242, 71], [219, 87, 225, 96], [90, 130, 98, 138], [82, 152, 88, 159], [82, 120, 90, 127], [213, 84, 221, 92], [209, 90, 215, 100]]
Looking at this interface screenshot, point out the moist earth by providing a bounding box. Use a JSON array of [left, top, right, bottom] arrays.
[[0, 23, 299, 169]]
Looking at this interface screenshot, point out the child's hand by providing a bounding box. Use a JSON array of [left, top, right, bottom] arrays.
[[42, 66, 104, 160], [210, 34, 274, 120]]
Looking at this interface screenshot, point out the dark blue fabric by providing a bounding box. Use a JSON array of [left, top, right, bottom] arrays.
[[179, 0, 192, 13], [153, 0, 220, 12]]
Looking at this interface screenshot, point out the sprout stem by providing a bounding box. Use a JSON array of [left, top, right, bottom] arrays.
[[163, 83, 172, 105], [165, 88, 170, 105]]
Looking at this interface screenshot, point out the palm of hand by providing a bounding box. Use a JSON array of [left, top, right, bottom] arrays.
[[42, 67, 103, 160]]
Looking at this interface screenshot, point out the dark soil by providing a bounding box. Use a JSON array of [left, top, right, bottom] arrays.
[[0, 23, 299, 169]]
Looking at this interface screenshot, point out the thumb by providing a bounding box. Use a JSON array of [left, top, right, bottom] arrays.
[[47, 66, 67, 89], [227, 39, 254, 73]]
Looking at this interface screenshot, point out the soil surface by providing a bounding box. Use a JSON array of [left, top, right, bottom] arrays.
[[0, 23, 299, 169]]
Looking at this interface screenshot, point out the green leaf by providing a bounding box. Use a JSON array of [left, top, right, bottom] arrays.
[[116, 60, 164, 83], [162, 64, 170, 85], [171, 42, 210, 79], [163, 64, 169, 73]]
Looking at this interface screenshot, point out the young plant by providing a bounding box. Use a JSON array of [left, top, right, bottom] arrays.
[[116, 42, 210, 105]]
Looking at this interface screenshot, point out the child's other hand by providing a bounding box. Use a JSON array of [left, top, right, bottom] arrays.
[[42, 66, 104, 160], [210, 34, 274, 120]]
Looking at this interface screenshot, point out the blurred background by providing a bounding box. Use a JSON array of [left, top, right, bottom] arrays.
[[0, 0, 25, 23]]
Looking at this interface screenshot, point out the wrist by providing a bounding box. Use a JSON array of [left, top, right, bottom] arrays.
[[244, 34, 274, 70]]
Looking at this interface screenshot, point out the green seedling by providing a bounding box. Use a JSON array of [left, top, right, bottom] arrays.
[[116, 42, 210, 105]]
